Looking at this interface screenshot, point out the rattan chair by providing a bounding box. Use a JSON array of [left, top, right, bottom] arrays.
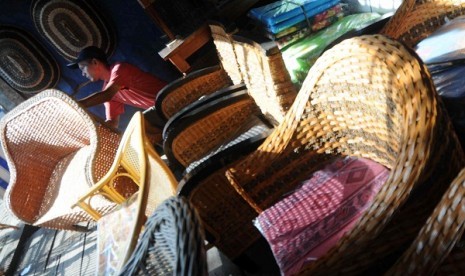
[[163, 86, 272, 175], [154, 21, 241, 123], [72, 111, 177, 221], [232, 31, 297, 126], [221, 34, 465, 273], [155, 65, 233, 122], [177, 129, 271, 260], [0, 89, 126, 230], [381, 0, 465, 47], [119, 196, 207, 276]]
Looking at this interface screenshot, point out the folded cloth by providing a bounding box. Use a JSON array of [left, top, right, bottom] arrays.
[[274, 11, 344, 49], [263, 4, 343, 40], [254, 156, 390, 275], [250, 0, 340, 34], [249, 0, 339, 27]]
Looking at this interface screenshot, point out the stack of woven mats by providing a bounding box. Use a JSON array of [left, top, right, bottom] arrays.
[[248, 0, 344, 48]]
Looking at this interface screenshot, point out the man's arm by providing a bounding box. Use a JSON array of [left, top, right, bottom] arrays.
[[79, 83, 121, 108], [105, 115, 120, 128]]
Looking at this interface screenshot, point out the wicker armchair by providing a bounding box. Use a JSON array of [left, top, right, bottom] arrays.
[[119, 196, 207, 276], [154, 21, 241, 123], [381, 0, 465, 47], [163, 86, 272, 175], [0, 89, 127, 230], [232, 31, 297, 126], [72, 112, 177, 221], [155, 65, 233, 122], [222, 34, 465, 273]]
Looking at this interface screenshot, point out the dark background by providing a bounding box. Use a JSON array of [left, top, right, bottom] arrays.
[[0, 0, 184, 129]]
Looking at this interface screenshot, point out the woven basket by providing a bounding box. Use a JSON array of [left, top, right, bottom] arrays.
[[155, 65, 232, 121], [381, 0, 465, 47], [232, 32, 297, 126], [0, 89, 129, 230], [119, 196, 207, 276], [223, 34, 465, 272]]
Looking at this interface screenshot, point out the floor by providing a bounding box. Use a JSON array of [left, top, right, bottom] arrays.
[[0, 198, 280, 276]]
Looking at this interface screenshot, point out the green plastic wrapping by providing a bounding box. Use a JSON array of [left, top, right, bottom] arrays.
[[282, 13, 381, 84]]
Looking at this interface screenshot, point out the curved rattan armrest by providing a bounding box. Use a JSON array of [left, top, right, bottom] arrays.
[[387, 168, 465, 275], [155, 65, 233, 122]]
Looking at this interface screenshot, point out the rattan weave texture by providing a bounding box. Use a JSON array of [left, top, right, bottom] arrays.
[[119, 196, 207, 276], [224, 34, 465, 273], [0, 89, 124, 230], [232, 32, 297, 126], [381, 0, 465, 47], [155, 65, 232, 121], [209, 21, 243, 85], [164, 91, 260, 170], [388, 167, 465, 275]]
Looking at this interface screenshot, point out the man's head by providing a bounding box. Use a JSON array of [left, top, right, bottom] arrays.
[[67, 46, 109, 82]]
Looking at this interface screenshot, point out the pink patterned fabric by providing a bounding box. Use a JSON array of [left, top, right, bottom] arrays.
[[255, 157, 390, 275]]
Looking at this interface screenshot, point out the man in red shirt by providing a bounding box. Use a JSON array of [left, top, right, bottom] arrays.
[[67, 46, 167, 143]]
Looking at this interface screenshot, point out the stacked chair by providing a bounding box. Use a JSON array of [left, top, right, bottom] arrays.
[[160, 21, 298, 180], [380, 0, 465, 47], [0, 89, 127, 230], [72, 111, 179, 274], [154, 21, 243, 124], [185, 33, 465, 274]]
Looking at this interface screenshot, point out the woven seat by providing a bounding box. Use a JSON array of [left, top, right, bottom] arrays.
[[381, 0, 465, 47], [119, 196, 207, 276], [163, 87, 271, 175], [232, 31, 297, 125], [0, 89, 126, 230], [222, 34, 465, 272]]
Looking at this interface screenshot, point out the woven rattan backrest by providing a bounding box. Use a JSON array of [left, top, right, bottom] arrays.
[[209, 21, 243, 85], [163, 89, 260, 171], [232, 32, 297, 126], [225, 34, 465, 271], [381, 0, 465, 47], [155, 65, 232, 121], [0, 89, 98, 223]]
